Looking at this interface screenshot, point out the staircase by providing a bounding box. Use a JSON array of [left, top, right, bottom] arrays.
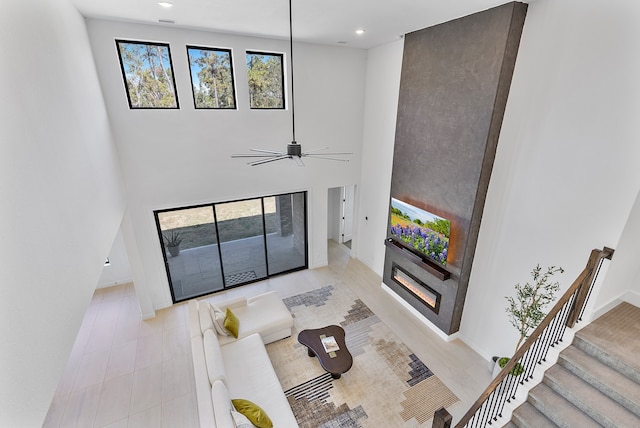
[[507, 302, 640, 428]]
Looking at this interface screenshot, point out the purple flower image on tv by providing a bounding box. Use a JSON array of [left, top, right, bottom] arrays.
[[389, 198, 451, 266]]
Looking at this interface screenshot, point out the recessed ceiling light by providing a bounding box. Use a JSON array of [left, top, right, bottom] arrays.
[[336, 41, 348, 44], [158, 1, 173, 7], [158, 19, 175, 24], [355, 29, 366, 35]]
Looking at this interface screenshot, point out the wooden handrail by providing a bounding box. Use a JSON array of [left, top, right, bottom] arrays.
[[453, 247, 614, 428]]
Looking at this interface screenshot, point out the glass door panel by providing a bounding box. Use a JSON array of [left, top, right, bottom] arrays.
[[215, 199, 267, 285], [157, 206, 223, 301], [266, 193, 307, 275]]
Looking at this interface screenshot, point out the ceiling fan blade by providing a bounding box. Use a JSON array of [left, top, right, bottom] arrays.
[[248, 155, 291, 166], [306, 152, 353, 156], [302, 147, 329, 154], [249, 148, 286, 155], [231, 154, 277, 158], [302, 155, 350, 162], [292, 156, 305, 166]]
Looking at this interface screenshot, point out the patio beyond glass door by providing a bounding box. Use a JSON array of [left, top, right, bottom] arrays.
[[157, 206, 224, 301], [266, 193, 307, 275], [215, 199, 267, 285], [156, 192, 308, 303]]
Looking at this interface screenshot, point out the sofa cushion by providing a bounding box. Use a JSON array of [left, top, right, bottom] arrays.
[[188, 300, 202, 339], [230, 410, 254, 428], [191, 337, 216, 428], [199, 301, 215, 335], [221, 333, 299, 427], [224, 307, 240, 338], [203, 330, 226, 385], [209, 303, 230, 336], [217, 292, 292, 345], [232, 399, 273, 428], [211, 380, 234, 428], [214, 295, 248, 311]]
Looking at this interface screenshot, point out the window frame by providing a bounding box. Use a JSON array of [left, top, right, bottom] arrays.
[[186, 45, 237, 110], [245, 50, 286, 110], [115, 39, 180, 110]]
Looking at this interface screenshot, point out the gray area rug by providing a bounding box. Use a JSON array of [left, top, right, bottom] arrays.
[[266, 283, 459, 427]]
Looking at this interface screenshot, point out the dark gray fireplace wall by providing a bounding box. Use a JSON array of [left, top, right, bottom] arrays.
[[385, 2, 527, 335]]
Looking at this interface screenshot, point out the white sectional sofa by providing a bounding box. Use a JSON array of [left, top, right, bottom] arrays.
[[188, 291, 299, 428]]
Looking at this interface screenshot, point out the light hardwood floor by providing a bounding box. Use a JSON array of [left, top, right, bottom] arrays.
[[44, 240, 490, 427]]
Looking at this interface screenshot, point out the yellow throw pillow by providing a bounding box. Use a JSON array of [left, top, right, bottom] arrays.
[[224, 307, 240, 338], [232, 399, 273, 428]]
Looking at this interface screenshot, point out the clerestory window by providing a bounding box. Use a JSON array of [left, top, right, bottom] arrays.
[[116, 40, 179, 109], [187, 46, 237, 109], [246, 51, 285, 109]]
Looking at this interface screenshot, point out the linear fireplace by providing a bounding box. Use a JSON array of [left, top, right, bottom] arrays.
[[383, 239, 459, 336], [391, 263, 440, 313]]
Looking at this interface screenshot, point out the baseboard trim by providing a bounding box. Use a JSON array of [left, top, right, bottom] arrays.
[[623, 290, 640, 307], [141, 311, 156, 320], [96, 277, 134, 289]]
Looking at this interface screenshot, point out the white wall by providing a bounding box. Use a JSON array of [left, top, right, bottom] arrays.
[[355, 39, 404, 275], [591, 188, 640, 312], [460, 0, 640, 360], [86, 19, 367, 310], [0, 0, 126, 425], [97, 226, 133, 288]]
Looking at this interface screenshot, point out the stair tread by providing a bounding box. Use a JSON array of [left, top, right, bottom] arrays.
[[574, 302, 640, 378], [511, 401, 557, 428], [560, 345, 640, 415], [529, 383, 600, 428], [545, 364, 640, 427]]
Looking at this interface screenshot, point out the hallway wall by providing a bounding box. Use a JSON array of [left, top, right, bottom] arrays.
[[0, 0, 127, 425]]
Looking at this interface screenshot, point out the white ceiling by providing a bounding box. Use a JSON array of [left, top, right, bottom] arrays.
[[70, 0, 526, 49]]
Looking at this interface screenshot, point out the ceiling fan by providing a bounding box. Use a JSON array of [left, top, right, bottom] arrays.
[[231, 0, 351, 167]]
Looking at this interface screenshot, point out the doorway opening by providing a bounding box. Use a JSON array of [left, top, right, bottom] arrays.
[[328, 185, 355, 251]]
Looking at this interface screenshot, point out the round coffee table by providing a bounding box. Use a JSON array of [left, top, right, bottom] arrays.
[[297, 325, 352, 379]]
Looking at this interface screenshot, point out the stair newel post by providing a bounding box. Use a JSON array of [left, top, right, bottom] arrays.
[[567, 248, 612, 327], [432, 407, 452, 428]]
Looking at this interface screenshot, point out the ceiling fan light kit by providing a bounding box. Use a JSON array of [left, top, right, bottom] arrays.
[[231, 0, 351, 167]]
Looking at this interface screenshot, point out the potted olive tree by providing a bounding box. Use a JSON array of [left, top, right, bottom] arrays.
[[492, 264, 564, 377], [163, 231, 184, 257]]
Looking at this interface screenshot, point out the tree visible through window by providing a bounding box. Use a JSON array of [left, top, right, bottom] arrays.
[[246, 51, 284, 109], [187, 46, 236, 109], [116, 40, 179, 109]]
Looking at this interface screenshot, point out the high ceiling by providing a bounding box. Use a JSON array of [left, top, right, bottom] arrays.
[[69, 0, 526, 49]]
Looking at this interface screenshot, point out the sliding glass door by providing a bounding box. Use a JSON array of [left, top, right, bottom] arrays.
[[156, 206, 224, 300], [155, 192, 307, 302], [266, 193, 307, 275], [216, 199, 267, 285]]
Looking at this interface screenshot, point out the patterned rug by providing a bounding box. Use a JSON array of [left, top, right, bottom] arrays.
[[266, 283, 459, 427]]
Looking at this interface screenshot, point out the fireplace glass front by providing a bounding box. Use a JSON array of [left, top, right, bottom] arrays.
[[391, 263, 441, 313]]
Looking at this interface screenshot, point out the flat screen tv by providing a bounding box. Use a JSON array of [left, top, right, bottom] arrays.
[[389, 197, 451, 266]]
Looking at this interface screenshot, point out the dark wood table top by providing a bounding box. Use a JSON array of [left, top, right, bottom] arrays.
[[297, 325, 352, 378]]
